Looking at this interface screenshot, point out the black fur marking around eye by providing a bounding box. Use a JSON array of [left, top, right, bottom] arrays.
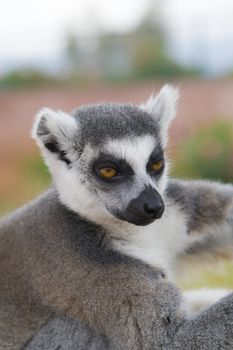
[[147, 148, 165, 176], [148, 148, 164, 163], [92, 154, 134, 183]]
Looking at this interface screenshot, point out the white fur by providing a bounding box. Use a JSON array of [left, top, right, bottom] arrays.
[[110, 197, 210, 280], [44, 143, 110, 223], [39, 146, 108, 225], [140, 84, 179, 146], [104, 136, 156, 171], [112, 200, 188, 279]]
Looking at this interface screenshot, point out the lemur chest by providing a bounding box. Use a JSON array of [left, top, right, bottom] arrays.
[[112, 204, 188, 279]]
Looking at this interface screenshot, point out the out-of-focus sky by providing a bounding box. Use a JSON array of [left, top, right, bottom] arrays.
[[1, 0, 233, 75]]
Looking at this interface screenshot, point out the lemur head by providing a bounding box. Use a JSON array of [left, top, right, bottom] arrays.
[[32, 85, 178, 227]]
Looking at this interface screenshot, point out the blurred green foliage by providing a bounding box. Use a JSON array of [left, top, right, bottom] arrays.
[[21, 155, 51, 186], [172, 120, 233, 182], [0, 69, 63, 90], [180, 261, 233, 290], [0, 156, 51, 216]]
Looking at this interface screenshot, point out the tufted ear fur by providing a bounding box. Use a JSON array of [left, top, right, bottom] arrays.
[[140, 84, 179, 146], [32, 108, 78, 166]]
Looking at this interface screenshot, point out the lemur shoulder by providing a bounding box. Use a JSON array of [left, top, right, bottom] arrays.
[[0, 85, 233, 349]]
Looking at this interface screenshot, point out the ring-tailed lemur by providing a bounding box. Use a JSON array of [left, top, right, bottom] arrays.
[[1, 85, 233, 350]]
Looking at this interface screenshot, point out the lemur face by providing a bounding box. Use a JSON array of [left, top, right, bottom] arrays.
[[86, 135, 165, 226], [32, 85, 178, 226]]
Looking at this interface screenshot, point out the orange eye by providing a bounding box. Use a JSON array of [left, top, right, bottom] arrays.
[[99, 167, 117, 178], [150, 160, 164, 171]]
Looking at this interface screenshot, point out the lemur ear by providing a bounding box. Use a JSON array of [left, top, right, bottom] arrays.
[[32, 108, 78, 166], [140, 84, 179, 146]]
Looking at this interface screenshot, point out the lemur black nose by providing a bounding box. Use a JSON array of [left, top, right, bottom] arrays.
[[126, 186, 165, 225], [143, 201, 164, 219]]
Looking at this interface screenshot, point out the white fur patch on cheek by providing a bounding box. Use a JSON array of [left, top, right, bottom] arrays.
[[53, 166, 108, 220], [38, 138, 113, 223], [39, 147, 64, 176]]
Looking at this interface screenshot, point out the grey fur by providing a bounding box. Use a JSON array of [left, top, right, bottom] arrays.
[[166, 179, 233, 233], [166, 179, 233, 259], [22, 316, 114, 350], [172, 293, 233, 349], [24, 293, 233, 349], [72, 103, 160, 150]]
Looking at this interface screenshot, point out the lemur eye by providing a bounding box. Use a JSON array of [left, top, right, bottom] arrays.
[[148, 160, 164, 173], [99, 167, 118, 178]]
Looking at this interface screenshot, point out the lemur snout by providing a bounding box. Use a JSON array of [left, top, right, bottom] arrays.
[[143, 201, 164, 219], [126, 186, 165, 226]]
